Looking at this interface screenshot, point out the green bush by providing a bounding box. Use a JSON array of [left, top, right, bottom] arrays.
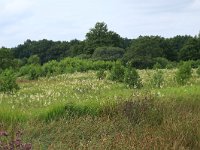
[[176, 62, 192, 85], [187, 60, 200, 68], [166, 63, 175, 69], [150, 70, 164, 88], [28, 65, 43, 80], [18, 65, 32, 77], [42, 60, 61, 77], [197, 66, 200, 76], [153, 57, 170, 69], [153, 62, 162, 69], [124, 67, 142, 88], [27, 55, 40, 65], [0, 69, 19, 93], [126, 57, 155, 69], [109, 62, 125, 82], [96, 69, 106, 80]]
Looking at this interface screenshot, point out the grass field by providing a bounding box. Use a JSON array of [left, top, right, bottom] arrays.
[[0, 69, 200, 149]]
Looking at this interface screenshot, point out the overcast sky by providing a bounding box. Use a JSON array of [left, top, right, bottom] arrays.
[[0, 0, 200, 48]]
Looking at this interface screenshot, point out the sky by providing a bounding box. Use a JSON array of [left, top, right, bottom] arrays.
[[0, 0, 200, 48]]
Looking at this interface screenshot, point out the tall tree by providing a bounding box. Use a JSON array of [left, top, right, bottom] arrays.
[[85, 22, 122, 54], [123, 36, 164, 68], [0, 47, 14, 70], [163, 35, 192, 61], [179, 37, 200, 61]]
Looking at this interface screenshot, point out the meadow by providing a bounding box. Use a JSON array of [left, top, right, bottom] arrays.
[[0, 68, 200, 149]]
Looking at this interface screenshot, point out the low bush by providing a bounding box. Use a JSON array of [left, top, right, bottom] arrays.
[[197, 66, 200, 76], [0, 130, 32, 149], [153, 57, 170, 69], [28, 65, 43, 80], [42, 60, 61, 77], [176, 62, 192, 85], [96, 69, 106, 80], [124, 67, 142, 88], [0, 69, 19, 93], [18, 65, 32, 77], [150, 69, 164, 88], [109, 62, 125, 82]]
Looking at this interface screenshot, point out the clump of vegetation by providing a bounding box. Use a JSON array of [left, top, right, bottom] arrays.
[[27, 55, 40, 65], [0, 130, 32, 149], [28, 65, 43, 80], [122, 97, 163, 126], [150, 69, 164, 88], [92, 47, 125, 61], [109, 62, 125, 82], [153, 62, 162, 69], [124, 67, 142, 88], [96, 69, 106, 80], [197, 66, 200, 76], [0, 69, 19, 93], [176, 62, 192, 85]]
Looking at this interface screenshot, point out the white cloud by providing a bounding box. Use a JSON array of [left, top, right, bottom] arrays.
[[188, 0, 200, 10], [0, 0, 200, 47], [0, 0, 34, 16]]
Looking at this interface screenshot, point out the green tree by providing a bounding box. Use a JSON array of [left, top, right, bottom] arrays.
[[0, 47, 14, 70], [163, 35, 192, 61], [85, 22, 122, 54], [123, 36, 164, 69], [179, 38, 200, 61]]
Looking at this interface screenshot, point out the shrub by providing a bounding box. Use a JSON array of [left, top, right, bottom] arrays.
[[197, 66, 200, 76], [109, 62, 125, 82], [124, 67, 142, 88], [153, 62, 162, 69], [96, 69, 106, 80], [176, 62, 192, 85], [153, 57, 170, 69], [166, 63, 175, 69], [187, 60, 200, 68], [0, 69, 19, 93], [0, 130, 32, 149], [18, 65, 32, 77], [127, 57, 155, 69], [28, 65, 43, 80], [42, 60, 61, 77], [27, 55, 40, 65], [150, 69, 164, 88]]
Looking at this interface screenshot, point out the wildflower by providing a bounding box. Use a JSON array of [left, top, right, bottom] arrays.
[[0, 131, 8, 136]]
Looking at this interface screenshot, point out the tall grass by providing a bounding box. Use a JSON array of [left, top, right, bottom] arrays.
[[0, 69, 200, 149]]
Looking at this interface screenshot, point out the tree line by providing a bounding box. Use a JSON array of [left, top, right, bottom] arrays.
[[1, 22, 200, 71]]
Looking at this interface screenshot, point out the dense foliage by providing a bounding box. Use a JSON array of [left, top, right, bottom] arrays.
[[109, 62, 125, 82], [124, 67, 142, 88], [92, 47, 125, 61], [176, 62, 192, 85], [0, 69, 19, 93], [0, 22, 198, 71]]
